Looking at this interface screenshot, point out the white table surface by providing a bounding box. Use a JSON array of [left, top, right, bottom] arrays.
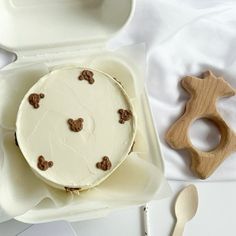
[[1, 180, 236, 236]]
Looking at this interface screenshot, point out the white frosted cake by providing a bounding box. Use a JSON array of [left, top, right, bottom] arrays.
[[16, 67, 136, 191]]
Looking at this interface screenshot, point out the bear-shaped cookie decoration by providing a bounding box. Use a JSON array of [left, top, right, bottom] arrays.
[[37, 155, 53, 171], [118, 109, 132, 124], [96, 156, 112, 171], [67, 118, 84, 132], [78, 70, 95, 84], [165, 71, 236, 179], [28, 93, 45, 109]]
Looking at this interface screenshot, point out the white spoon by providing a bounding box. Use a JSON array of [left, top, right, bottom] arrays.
[[172, 184, 198, 236]]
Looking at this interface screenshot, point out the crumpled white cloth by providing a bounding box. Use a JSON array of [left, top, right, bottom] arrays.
[[110, 0, 236, 181]]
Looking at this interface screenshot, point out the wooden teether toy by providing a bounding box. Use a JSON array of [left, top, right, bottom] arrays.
[[166, 71, 236, 179]]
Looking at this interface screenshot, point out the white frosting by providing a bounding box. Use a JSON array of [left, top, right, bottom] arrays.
[[16, 67, 136, 190]]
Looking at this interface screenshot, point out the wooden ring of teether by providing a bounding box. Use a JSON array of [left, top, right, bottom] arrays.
[[165, 71, 236, 179]]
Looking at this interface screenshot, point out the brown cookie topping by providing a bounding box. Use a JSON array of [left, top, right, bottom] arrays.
[[118, 109, 132, 124], [96, 156, 112, 171], [78, 70, 95, 84], [28, 93, 45, 109], [67, 118, 84, 132], [37, 155, 53, 171], [64, 187, 81, 192], [14, 132, 18, 147]]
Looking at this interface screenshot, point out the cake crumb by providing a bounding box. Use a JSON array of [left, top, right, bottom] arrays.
[[64, 187, 81, 193], [14, 132, 19, 147]]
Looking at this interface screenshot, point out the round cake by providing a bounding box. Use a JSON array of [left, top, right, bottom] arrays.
[[16, 67, 136, 191]]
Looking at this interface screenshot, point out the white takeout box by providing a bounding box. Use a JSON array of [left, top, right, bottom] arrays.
[[0, 0, 168, 223]]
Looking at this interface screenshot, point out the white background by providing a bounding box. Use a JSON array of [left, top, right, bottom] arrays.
[[1, 0, 236, 235]]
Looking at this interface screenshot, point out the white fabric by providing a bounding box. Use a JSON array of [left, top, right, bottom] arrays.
[[110, 0, 236, 181]]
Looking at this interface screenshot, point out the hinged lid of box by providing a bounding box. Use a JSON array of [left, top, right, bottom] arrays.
[[0, 0, 134, 53]]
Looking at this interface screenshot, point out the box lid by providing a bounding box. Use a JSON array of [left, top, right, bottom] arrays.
[[0, 0, 134, 53]]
